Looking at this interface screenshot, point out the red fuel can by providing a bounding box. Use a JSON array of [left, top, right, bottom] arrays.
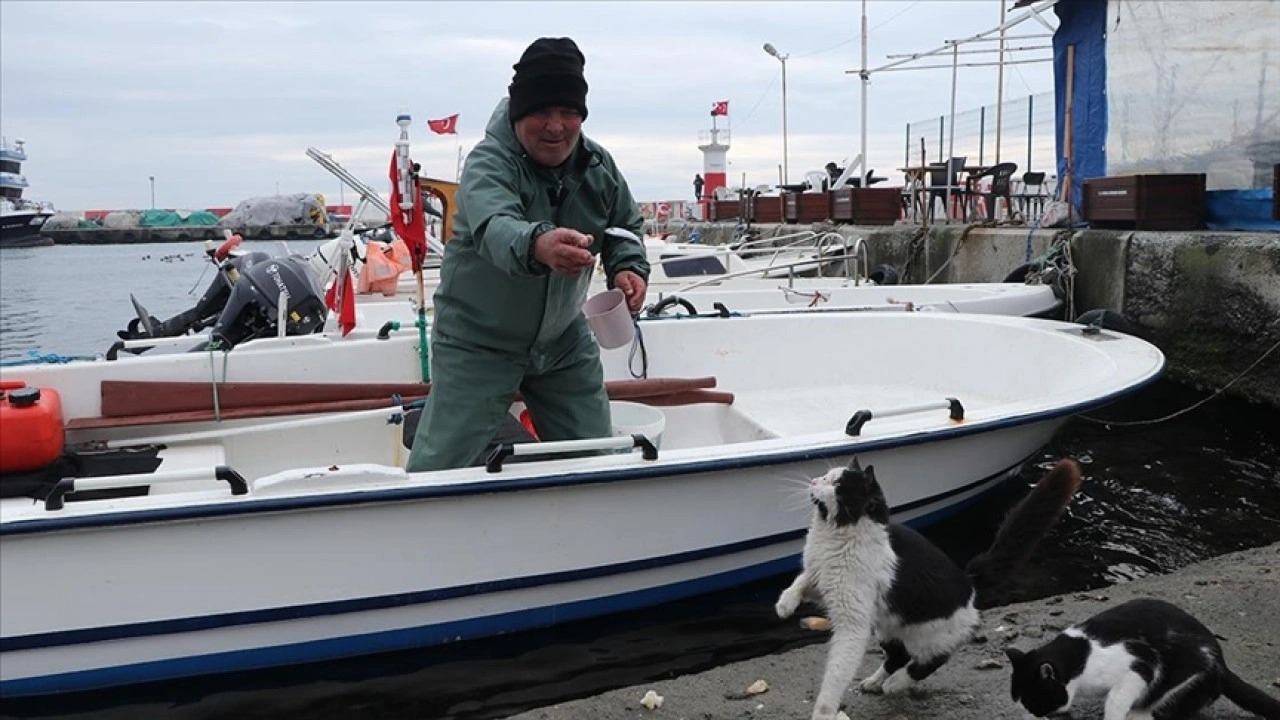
[[0, 384, 66, 473]]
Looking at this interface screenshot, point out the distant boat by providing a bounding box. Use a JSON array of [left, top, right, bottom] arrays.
[[0, 138, 55, 249]]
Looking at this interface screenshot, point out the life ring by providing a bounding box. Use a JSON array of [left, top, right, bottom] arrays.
[[1004, 262, 1033, 283], [868, 264, 900, 286], [1075, 309, 1140, 337]]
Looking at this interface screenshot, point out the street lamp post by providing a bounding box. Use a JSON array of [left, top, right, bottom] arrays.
[[149, 176, 155, 209], [763, 42, 789, 185]]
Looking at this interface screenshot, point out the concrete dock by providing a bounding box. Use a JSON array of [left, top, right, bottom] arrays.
[[655, 222, 1280, 410], [506, 542, 1280, 720]]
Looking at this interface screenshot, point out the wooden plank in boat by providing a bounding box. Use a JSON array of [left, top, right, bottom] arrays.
[[101, 381, 431, 417], [69, 386, 733, 432]]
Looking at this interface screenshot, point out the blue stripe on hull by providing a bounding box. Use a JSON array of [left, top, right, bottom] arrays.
[[1, 555, 800, 697], [0, 459, 1022, 697]]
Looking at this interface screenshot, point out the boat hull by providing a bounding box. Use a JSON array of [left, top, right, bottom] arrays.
[[0, 211, 54, 248], [0, 420, 1055, 696]]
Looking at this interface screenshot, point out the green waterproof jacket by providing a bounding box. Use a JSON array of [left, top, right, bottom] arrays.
[[432, 98, 649, 353]]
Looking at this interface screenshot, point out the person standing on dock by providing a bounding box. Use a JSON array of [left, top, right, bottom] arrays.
[[693, 173, 704, 201], [406, 37, 649, 472]]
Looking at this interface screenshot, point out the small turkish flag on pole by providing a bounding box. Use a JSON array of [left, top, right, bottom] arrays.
[[323, 249, 357, 336], [389, 151, 428, 269], [427, 114, 459, 135], [711, 101, 729, 116]]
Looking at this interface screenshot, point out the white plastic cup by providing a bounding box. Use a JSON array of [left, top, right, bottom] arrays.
[[583, 288, 635, 349]]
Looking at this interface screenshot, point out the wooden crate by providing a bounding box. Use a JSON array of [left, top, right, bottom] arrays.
[[783, 192, 831, 223], [752, 195, 784, 224], [829, 188, 901, 225], [1083, 174, 1206, 230], [709, 200, 738, 221], [783, 193, 800, 223]]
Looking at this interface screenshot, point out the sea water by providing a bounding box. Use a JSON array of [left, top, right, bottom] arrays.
[[1, 244, 1277, 720]]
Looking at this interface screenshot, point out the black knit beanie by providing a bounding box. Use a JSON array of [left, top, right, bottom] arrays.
[[508, 37, 589, 122]]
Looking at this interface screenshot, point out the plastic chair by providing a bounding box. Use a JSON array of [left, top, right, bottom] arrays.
[[804, 171, 830, 192], [968, 162, 1018, 221], [926, 157, 967, 222], [1015, 171, 1048, 219]]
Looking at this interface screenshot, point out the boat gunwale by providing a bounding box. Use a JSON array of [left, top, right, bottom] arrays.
[[0, 371, 1162, 536]]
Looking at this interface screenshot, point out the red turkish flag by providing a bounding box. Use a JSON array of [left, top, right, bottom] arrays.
[[389, 151, 428, 269], [711, 101, 729, 116], [323, 260, 357, 336], [427, 114, 459, 135]]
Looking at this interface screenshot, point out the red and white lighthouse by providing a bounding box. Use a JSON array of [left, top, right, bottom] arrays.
[[698, 101, 731, 218]]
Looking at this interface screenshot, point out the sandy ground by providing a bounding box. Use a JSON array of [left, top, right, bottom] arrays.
[[504, 543, 1280, 720]]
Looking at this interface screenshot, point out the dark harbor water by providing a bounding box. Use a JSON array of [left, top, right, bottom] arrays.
[[2, 244, 1279, 720]]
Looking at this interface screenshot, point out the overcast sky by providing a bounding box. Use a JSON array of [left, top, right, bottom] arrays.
[[1, 1, 1056, 212]]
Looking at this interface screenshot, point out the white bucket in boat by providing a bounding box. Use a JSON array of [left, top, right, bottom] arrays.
[[610, 400, 665, 449], [583, 289, 634, 349]]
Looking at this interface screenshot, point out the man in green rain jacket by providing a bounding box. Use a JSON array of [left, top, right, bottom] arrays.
[[406, 37, 650, 471]]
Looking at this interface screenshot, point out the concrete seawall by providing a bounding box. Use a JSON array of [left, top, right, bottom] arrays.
[[660, 222, 1280, 409]]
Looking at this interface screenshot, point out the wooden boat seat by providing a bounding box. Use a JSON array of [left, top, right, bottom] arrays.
[[67, 378, 734, 432]]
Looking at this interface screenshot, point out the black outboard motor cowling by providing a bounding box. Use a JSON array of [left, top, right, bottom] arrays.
[[117, 252, 271, 345], [207, 256, 328, 349]]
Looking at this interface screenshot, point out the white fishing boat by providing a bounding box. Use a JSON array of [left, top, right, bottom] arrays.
[[0, 312, 1164, 696], [646, 282, 1059, 318]]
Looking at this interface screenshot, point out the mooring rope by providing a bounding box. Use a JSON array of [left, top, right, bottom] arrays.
[[925, 221, 994, 284], [204, 339, 232, 422], [0, 351, 99, 366], [1080, 335, 1280, 427], [900, 226, 930, 283]]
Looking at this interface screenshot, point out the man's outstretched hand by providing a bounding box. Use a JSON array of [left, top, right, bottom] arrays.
[[534, 227, 595, 275]]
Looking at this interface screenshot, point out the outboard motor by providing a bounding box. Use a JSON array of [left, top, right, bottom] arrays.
[[207, 255, 328, 349], [117, 251, 271, 347]]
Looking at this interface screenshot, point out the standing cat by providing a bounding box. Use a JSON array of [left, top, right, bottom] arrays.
[[1006, 597, 1280, 720], [776, 457, 1082, 720]]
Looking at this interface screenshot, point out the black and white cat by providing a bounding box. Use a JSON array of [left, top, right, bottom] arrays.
[[1006, 597, 1280, 720], [776, 457, 1082, 720]]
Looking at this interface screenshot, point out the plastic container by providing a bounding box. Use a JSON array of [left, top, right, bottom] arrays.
[[583, 289, 635, 350], [609, 400, 666, 449], [0, 384, 66, 473]]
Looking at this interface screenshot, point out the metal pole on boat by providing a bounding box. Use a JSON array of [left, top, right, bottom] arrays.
[[149, 176, 155, 209]]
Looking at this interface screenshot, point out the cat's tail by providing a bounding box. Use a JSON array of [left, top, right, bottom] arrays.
[[964, 459, 1082, 598], [1222, 669, 1280, 720]]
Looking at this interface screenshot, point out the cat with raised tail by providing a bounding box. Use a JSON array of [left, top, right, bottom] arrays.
[[776, 457, 1083, 720], [1007, 597, 1280, 720]]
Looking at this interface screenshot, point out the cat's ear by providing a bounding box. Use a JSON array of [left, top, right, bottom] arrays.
[[1005, 649, 1025, 701], [863, 464, 876, 481], [1038, 662, 1056, 681], [849, 456, 863, 472]]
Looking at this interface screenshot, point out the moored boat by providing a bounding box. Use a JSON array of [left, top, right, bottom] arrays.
[[0, 311, 1164, 696], [0, 138, 55, 249]]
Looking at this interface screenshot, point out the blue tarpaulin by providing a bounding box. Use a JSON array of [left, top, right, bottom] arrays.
[[1054, 0, 1108, 218], [1205, 190, 1280, 232]]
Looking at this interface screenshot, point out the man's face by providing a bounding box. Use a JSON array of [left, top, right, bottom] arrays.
[[514, 107, 582, 168]]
